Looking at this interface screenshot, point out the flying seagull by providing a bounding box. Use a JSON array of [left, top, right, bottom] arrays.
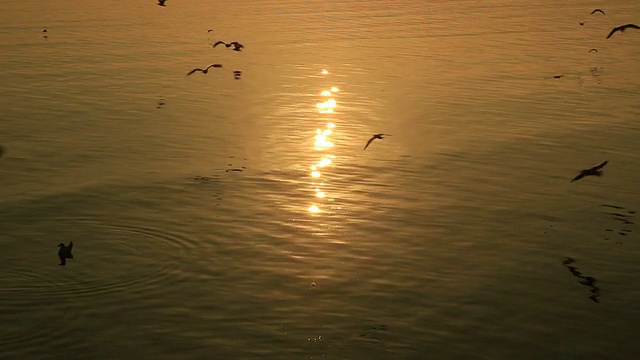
[[364, 134, 391, 151], [546, 75, 565, 79], [208, 29, 214, 33], [42, 29, 47, 32], [57, 242, 74, 266], [589, 48, 598, 53], [606, 24, 640, 39], [187, 64, 223, 76], [579, 22, 585, 26], [590, 9, 605, 15], [158, 0, 167, 6], [213, 41, 244, 51], [571, 160, 608, 182]]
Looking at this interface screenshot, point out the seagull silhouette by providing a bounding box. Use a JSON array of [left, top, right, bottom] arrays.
[[606, 24, 640, 39], [158, 0, 167, 6], [364, 134, 391, 151], [57, 242, 74, 266], [571, 160, 608, 182], [207, 29, 214, 33], [213, 41, 244, 51], [579, 22, 585, 26], [546, 75, 565, 79], [590, 9, 605, 15], [589, 48, 598, 53], [187, 64, 223, 76]]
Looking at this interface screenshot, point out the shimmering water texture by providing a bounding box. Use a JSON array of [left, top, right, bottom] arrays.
[[1, 1, 640, 359]]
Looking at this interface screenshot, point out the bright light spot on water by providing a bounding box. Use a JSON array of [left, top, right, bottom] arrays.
[[327, 122, 335, 128], [317, 158, 332, 167], [311, 171, 321, 178], [308, 205, 320, 213], [330, 87, 340, 92], [321, 69, 329, 75], [315, 192, 326, 198], [321, 90, 331, 96]]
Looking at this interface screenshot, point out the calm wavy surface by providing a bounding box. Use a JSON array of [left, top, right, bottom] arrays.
[[1, 0, 640, 358]]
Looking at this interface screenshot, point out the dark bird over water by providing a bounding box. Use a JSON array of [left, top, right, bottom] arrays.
[[364, 134, 391, 151], [590, 9, 605, 15], [207, 29, 214, 33], [571, 160, 608, 182], [579, 22, 584, 26], [42, 29, 47, 32], [58, 242, 74, 266], [187, 64, 223, 76], [606, 24, 640, 39], [158, 0, 167, 6], [589, 48, 598, 53], [213, 41, 244, 51], [546, 75, 565, 79]]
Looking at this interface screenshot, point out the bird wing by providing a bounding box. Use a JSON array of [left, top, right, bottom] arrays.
[[591, 9, 604, 15], [589, 48, 598, 52], [591, 160, 608, 171], [606, 27, 620, 39], [187, 68, 202, 76], [66, 242, 74, 259], [626, 24, 640, 30], [364, 137, 376, 150], [213, 41, 226, 47], [208, 29, 213, 32], [58, 250, 66, 265], [571, 172, 585, 182]]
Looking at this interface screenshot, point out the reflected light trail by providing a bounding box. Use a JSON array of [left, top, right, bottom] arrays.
[[307, 69, 340, 214]]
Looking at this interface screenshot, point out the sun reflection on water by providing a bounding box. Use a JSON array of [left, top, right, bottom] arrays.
[[308, 70, 339, 214]]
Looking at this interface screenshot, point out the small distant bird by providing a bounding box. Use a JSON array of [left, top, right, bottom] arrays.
[[233, 70, 242, 80], [42, 29, 47, 32], [57, 242, 74, 266], [364, 134, 391, 151], [186, 64, 223, 76], [213, 41, 244, 51], [571, 160, 608, 182], [207, 29, 214, 33], [158, 0, 167, 6], [590, 9, 605, 15], [579, 22, 585, 26], [546, 75, 565, 79], [606, 24, 640, 39], [589, 48, 598, 53]]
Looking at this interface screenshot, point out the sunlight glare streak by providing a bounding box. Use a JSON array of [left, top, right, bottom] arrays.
[[307, 69, 339, 214]]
